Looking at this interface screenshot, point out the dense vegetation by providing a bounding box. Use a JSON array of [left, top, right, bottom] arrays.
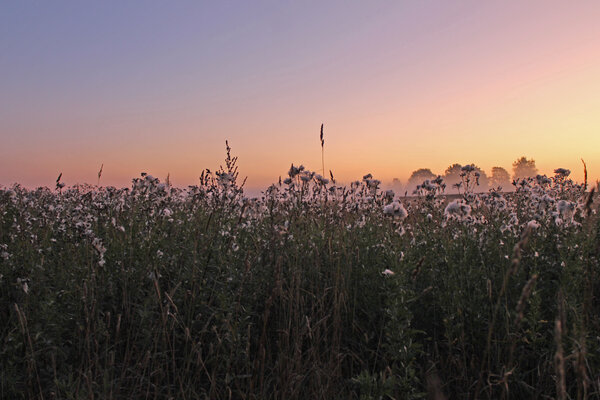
[[1, 151, 599, 399]]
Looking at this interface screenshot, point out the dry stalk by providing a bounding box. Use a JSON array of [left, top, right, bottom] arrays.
[[555, 291, 566, 400], [14, 304, 44, 399], [477, 224, 534, 396], [581, 159, 587, 190], [97, 163, 103, 186], [426, 363, 447, 400]]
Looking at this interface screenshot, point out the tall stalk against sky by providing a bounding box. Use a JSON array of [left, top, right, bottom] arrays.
[[320, 123, 325, 175]]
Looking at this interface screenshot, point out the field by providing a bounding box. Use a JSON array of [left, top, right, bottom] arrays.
[[1, 153, 599, 399]]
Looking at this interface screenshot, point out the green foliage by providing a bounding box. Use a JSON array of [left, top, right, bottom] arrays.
[[1, 157, 599, 399]]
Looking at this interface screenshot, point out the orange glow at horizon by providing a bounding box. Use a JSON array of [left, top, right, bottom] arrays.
[[2, 2, 600, 191]]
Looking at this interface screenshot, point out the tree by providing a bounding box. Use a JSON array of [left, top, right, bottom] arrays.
[[390, 178, 404, 194], [512, 157, 538, 181], [489, 167, 511, 191], [407, 168, 436, 193]]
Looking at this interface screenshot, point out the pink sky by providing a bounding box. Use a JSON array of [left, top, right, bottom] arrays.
[[1, 1, 599, 190]]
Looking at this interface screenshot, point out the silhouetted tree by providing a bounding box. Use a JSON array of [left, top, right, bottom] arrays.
[[407, 168, 436, 193], [512, 157, 538, 180], [390, 178, 404, 194], [489, 167, 511, 191]]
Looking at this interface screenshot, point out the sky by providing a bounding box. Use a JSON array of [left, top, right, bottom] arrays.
[[2, 1, 600, 191]]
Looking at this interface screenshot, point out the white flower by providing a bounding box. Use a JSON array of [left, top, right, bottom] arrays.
[[91, 237, 106, 257], [557, 200, 575, 215], [366, 179, 380, 189], [17, 278, 29, 294], [382, 269, 395, 276], [383, 201, 408, 220], [527, 220, 540, 229], [444, 200, 471, 219], [300, 174, 311, 182], [314, 174, 329, 185]]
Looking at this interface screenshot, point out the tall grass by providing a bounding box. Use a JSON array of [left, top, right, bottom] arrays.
[[1, 152, 599, 399]]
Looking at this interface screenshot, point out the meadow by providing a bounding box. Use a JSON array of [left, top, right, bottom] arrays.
[[1, 149, 598, 399]]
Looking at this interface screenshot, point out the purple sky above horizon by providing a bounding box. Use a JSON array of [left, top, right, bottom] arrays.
[[2, 1, 600, 190]]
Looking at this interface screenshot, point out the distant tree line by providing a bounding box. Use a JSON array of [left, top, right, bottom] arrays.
[[390, 156, 540, 195]]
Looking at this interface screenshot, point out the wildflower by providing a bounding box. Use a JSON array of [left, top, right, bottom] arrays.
[[382, 269, 395, 276], [383, 201, 408, 220], [527, 220, 540, 229], [91, 237, 106, 257], [365, 178, 380, 190], [461, 164, 475, 173], [444, 200, 471, 219], [17, 278, 29, 294], [300, 173, 312, 182], [557, 200, 574, 214], [535, 175, 551, 185], [314, 174, 329, 185], [554, 168, 570, 177], [287, 164, 304, 178]]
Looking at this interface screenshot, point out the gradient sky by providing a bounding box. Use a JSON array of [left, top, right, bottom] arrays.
[[2, 1, 599, 190]]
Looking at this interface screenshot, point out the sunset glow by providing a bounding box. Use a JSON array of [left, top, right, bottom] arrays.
[[2, 1, 600, 191]]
